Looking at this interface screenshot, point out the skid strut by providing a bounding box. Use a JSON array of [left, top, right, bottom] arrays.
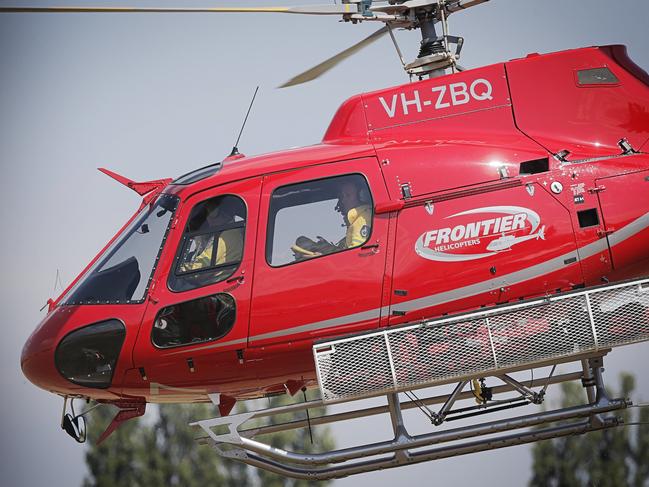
[[193, 355, 629, 480]]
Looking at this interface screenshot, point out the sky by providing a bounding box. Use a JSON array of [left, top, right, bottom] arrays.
[[1, 0, 648, 486]]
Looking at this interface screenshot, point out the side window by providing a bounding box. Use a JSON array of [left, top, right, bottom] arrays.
[[168, 195, 246, 292], [152, 294, 236, 348], [266, 174, 373, 267]]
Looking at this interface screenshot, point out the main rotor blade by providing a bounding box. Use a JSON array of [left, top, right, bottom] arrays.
[[0, 5, 357, 15], [279, 25, 389, 88]]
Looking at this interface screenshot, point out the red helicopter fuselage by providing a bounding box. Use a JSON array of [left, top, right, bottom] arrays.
[[22, 45, 649, 412]]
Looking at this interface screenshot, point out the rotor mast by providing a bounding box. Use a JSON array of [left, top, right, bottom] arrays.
[[372, 0, 489, 79], [412, 11, 448, 78]]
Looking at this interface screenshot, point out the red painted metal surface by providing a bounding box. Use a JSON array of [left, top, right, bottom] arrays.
[[507, 46, 649, 160], [21, 45, 649, 417]]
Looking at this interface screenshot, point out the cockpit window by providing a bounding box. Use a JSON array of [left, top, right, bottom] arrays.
[[266, 174, 373, 266], [61, 194, 179, 305], [168, 194, 246, 292], [152, 293, 236, 348]]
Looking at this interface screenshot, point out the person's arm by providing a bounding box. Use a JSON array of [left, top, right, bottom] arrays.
[[181, 245, 213, 271], [180, 235, 215, 271]]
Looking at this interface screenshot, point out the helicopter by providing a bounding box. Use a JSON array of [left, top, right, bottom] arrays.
[[7, 0, 649, 480]]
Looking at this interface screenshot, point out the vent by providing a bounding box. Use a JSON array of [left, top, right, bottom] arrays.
[[577, 67, 619, 86], [578, 208, 600, 228], [519, 158, 549, 175]]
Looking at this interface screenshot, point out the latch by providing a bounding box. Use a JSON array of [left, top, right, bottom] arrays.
[[597, 229, 614, 238], [618, 138, 637, 155], [148, 279, 159, 304], [226, 274, 245, 285], [588, 185, 606, 194], [400, 182, 412, 199]]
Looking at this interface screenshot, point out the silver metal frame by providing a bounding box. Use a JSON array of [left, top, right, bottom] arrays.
[[191, 278, 647, 478], [193, 354, 628, 479]]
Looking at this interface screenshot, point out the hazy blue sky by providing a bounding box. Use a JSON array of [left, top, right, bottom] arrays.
[[1, 1, 648, 486]]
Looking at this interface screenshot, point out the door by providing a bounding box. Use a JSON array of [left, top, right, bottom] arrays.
[[389, 182, 582, 324], [130, 177, 261, 402], [596, 168, 649, 275], [566, 164, 613, 285], [248, 157, 390, 348]]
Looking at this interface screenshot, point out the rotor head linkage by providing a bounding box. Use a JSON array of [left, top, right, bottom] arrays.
[[401, 4, 466, 78]]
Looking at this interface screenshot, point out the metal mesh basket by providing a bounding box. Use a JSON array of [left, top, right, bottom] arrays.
[[388, 318, 495, 388], [489, 295, 595, 368], [314, 279, 649, 403], [316, 335, 394, 400], [589, 282, 649, 348]]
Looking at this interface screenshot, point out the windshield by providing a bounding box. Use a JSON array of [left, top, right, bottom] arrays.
[[62, 194, 179, 305]]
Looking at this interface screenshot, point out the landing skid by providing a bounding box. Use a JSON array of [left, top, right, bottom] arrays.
[[192, 354, 629, 480]]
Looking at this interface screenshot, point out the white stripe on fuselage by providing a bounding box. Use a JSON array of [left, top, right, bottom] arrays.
[[170, 211, 649, 355]]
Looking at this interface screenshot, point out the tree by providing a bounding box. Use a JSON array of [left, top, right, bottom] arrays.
[[83, 392, 334, 487], [529, 373, 649, 487]]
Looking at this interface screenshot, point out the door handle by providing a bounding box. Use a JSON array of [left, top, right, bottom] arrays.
[[226, 275, 244, 284], [360, 243, 379, 251]]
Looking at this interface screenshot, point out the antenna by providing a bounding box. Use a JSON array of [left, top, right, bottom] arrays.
[[54, 269, 63, 292], [230, 85, 259, 157]]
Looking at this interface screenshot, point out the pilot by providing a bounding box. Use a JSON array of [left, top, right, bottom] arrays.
[[292, 178, 371, 259], [180, 199, 243, 272], [336, 179, 372, 249]]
